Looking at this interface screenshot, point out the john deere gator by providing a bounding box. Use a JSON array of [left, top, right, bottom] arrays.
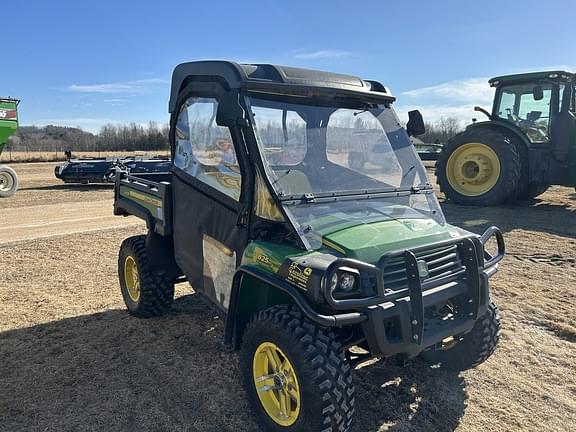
[[112, 61, 504, 432]]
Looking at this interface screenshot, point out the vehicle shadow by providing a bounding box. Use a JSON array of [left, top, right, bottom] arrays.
[[0, 293, 466, 432], [20, 183, 114, 192], [440, 199, 576, 240], [351, 359, 466, 432]]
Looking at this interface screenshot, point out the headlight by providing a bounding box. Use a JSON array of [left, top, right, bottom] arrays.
[[330, 267, 360, 298]]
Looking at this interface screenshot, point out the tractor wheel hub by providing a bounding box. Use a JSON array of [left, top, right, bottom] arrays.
[[446, 143, 501, 196]]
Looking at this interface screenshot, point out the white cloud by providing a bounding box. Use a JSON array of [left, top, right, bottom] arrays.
[[293, 50, 352, 60], [395, 104, 482, 127], [68, 78, 168, 94], [402, 78, 494, 105], [103, 98, 127, 106], [397, 76, 497, 126]]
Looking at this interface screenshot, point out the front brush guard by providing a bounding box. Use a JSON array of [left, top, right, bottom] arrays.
[[320, 227, 504, 357]]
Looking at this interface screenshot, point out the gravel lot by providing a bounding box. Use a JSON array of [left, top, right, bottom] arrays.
[[0, 162, 575, 431]]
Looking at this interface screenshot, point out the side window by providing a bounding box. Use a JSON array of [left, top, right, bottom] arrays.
[[518, 87, 552, 143], [174, 97, 242, 201], [496, 84, 552, 143], [496, 90, 516, 120]]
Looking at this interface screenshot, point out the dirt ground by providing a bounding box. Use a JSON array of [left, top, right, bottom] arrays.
[[0, 162, 575, 432]]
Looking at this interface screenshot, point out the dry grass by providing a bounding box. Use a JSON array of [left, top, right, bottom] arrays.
[[0, 150, 170, 163], [0, 163, 575, 431]]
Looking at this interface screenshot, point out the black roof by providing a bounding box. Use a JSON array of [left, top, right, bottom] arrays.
[[169, 60, 393, 113], [489, 71, 575, 87]]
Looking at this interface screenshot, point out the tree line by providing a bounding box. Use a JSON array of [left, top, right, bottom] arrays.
[[7, 122, 170, 153], [5, 117, 462, 154], [419, 117, 462, 144]]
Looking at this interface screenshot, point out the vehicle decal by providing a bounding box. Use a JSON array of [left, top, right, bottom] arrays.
[[285, 261, 313, 289], [123, 190, 163, 208], [0, 109, 17, 120]]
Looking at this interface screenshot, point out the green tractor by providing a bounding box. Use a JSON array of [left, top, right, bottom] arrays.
[[437, 71, 575, 205], [0, 98, 20, 197]]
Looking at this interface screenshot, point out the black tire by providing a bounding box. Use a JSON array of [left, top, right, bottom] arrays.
[[118, 235, 174, 318], [517, 183, 549, 200], [0, 165, 18, 198], [436, 128, 522, 206], [421, 302, 501, 371], [512, 138, 550, 200], [240, 305, 355, 432]]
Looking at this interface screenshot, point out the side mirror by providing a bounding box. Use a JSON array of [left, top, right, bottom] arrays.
[[407, 110, 425, 136], [216, 91, 247, 127], [533, 85, 544, 101]]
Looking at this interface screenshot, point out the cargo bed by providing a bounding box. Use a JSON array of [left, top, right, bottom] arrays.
[[113, 171, 172, 235]]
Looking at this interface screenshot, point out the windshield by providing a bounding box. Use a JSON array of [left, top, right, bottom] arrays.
[[247, 95, 429, 198], [246, 94, 445, 248]]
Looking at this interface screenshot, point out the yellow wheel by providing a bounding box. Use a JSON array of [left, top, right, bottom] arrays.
[[123, 255, 141, 302], [446, 143, 501, 196], [253, 342, 301, 427], [118, 235, 174, 318], [241, 306, 355, 432], [437, 129, 522, 206]]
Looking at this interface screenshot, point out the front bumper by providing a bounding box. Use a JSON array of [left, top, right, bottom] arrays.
[[322, 227, 504, 357]]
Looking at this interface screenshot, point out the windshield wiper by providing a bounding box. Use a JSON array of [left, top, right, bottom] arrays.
[[272, 169, 292, 190], [402, 165, 415, 180]]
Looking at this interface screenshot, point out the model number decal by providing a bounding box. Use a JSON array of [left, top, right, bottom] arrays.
[[124, 190, 163, 208]]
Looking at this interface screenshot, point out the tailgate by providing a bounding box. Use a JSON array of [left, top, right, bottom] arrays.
[[114, 173, 172, 236]]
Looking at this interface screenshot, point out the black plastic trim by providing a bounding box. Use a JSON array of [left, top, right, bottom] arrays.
[[224, 265, 368, 347]]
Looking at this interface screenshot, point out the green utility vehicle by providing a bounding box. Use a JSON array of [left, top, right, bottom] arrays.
[[0, 98, 19, 197], [437, 71, 575, 205], [114, 61, 504, 432]]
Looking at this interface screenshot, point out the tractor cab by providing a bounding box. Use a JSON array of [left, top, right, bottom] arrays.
[[490, 71, 575, 150]]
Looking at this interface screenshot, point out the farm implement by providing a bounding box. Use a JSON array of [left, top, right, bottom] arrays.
[[0, 98, 19, 197]]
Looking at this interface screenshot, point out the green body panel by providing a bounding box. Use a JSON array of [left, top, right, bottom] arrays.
[[242, 218, 460, 273], [321, 219, 459, 264], [0, 100, 19, 155], [242, 241, 321, 274]]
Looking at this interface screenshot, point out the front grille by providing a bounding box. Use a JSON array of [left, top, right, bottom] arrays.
[[381, 243, 463, 292]]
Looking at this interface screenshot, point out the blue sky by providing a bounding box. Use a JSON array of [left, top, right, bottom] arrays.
[[3, 0, 575, 132]]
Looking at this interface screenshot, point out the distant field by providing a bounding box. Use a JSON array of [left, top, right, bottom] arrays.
[[0, 150, 170, 163]]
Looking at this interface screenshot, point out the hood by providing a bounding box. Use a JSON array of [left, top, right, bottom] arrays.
[[321, 218, 460, 264]]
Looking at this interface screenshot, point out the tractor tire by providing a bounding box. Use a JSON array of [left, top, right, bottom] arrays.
[[240, 305, 355, 432], [512, 138, 550, 200], [436, 129, 522, 206], [118, 235, 174, 318], [421, 301, 501, 371], [517, 183, 549, 200], [0, 165, 18, 198]]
